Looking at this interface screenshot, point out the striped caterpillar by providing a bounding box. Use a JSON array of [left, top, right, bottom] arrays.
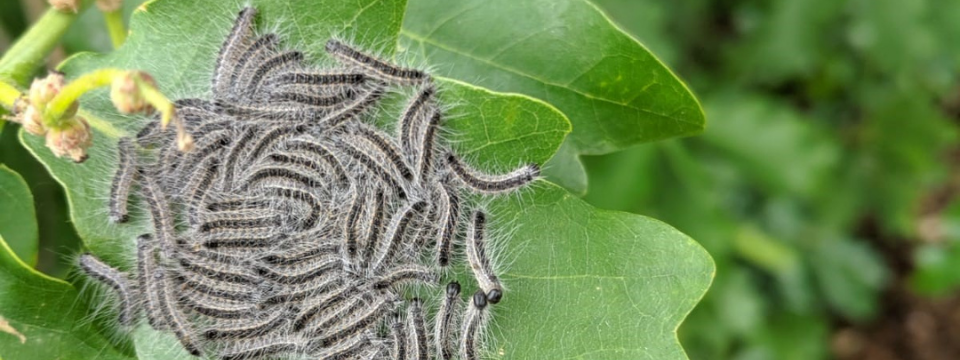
[[83, 6, 539, 359]]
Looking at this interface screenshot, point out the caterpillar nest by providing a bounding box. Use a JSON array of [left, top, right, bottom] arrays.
[[80, 6, 538, 360]]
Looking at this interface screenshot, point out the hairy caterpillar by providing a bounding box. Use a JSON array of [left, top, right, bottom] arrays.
[[80, 5, 538, 359]]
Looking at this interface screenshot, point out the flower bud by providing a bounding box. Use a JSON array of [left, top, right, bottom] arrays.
[[20, 106, 46, 136], [28, 72, 66, 110], [49, 0, 80, 13], [46, 117, 93, 163], [111, 71, 157, 115], [96, 0, 122, 12]]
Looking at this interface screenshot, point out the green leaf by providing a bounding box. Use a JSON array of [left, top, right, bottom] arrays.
[[482, 183, 714, 359], [587, 0, 678, 67], [0, 164, 38, 266], [0, 234, 130, 360], [435, 79, 571, 171], [20, 0, 711, 359], [400, 0, 705, 193]]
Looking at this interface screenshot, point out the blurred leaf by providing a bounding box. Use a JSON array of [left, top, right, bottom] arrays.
[[680, 303, 735, 360], [733, 224, 814, 312], [735, 313, 829, 360], [910, 242, 960, 297], [731, 0, 844, 84], [713, 268, 766, 338], [582, 144, 659, 213], [848, 0, 939, 76], [62, 0, 148, 54], [657, 141, 742, 257], [911, 201, 960, 296], [857, 85, 957, 236], [942, 201, 960, 240], [809, 237, 888, 320], [0, 0, 28, 37], [19, 0, 711, 359], [702, 91, 840, 199], [400, 0, 705, 193], [0, 234, 130, 360], [0, 164, 38, 266]]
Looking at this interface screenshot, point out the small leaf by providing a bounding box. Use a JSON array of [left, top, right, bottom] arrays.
[[400, 0, 705, 192], [0, 234, 131, 359], [0, 164, 39, 265]]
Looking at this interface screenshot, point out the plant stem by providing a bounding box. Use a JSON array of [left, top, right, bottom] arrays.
[[45, 68, 123, 127], [103, 9, 126, 48], [0, 80, 20, 130], [0, 5, 87, 87], [0, 80, 21, 133], [0, 80, 22, 110], [135, 77, 172, 126]]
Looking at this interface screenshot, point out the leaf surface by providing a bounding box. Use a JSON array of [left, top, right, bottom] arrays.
[[476, 182, 714, 359], [0, 165, 38, 265], [400, 0, 706, 193], [0, 235, 130, 360]]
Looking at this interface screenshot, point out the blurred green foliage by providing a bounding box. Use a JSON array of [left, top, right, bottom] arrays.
[[588, 0, 959, 358]]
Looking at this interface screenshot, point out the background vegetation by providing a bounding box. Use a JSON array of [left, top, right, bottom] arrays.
[[587, 0, 960, 359], [1, 0, 958, 359]]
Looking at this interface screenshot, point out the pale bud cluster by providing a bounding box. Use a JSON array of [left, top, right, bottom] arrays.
[[96, 0, 123, 12], [48, 0, 80, 13], [45, 115, 92, 162], [9, 72, 90, 162], [110, 71, 157, 115], [8, 69, 175, 163]]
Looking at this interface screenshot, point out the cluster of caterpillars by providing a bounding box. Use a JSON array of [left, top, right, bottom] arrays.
[[79, 6, 539, 360]]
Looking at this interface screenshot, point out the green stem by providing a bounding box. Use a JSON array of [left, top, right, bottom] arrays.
[[0, 80, 22, 110], [136, 77, 173, 127], [0, 80, 19, 130], [44, 68, 123, 127], [0, 6, 87, 87], [103, 9, 126, 48]]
